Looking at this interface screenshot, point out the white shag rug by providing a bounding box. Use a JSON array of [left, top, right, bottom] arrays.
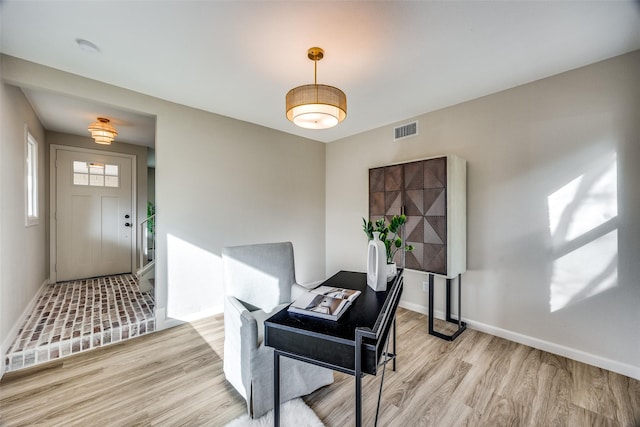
[[225, 398, 325, 427]]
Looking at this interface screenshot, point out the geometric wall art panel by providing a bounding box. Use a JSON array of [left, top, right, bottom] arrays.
[[384, 191, 403, 216], [370, 191, 385, 216], [384, 165, 403, 191], [424, 243, 446, 275], [404, 189, 424, 216], [424, 188, 444, 216], [425, 216, 446, 244], [425, 189, 446, 216], [424, 219, 444, 245], [406, 215, 424, 243], [405, 242, 423, 270], [424, 157, 446, 189], [369, 167, 385, 192], [368, 155, 466, 277], [404, 160, 423, 190]]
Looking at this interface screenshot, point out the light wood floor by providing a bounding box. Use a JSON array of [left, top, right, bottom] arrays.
[[1, 308, 638, 426]]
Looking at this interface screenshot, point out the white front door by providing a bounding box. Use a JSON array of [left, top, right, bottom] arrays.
[[55, 148, 134, 282]]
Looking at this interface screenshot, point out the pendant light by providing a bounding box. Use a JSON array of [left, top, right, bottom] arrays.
[[88, 117, 118, 145], [286, 47, 347, 129]]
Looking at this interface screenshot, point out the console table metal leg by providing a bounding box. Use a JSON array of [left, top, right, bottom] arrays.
[[446, 275, 463, 329], [459, 276, 462, 329], [428, 274, 435, 336], [446, 277, 452, 321], [428, 273, 467, 341], [274, 352, 280, 427]]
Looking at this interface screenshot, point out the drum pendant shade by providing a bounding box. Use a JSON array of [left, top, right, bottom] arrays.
[[286, 47, 347, 130]]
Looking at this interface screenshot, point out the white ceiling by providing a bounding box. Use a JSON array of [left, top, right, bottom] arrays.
[[1, 1, 639, 146], [22, 89, 156, 148]]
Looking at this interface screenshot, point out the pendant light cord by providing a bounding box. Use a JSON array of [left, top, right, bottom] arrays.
[[314, 58, 318, 101]]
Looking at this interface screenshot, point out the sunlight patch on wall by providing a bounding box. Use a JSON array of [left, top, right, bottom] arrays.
[[549, 230, 617, 312], [167, 233, 222, 321], [222, 257, 287, 312], [548, 154, 618, 312]]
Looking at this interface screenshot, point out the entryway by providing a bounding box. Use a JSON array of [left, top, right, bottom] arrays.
[[2, 145, 159, 373], [51, 146, 137, 282]]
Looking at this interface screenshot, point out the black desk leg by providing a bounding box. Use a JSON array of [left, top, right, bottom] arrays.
[[355, 330, 363, 427], [392, 318, 397, 372], [428, 273, 467, 341], [274, 352, 280, 427]]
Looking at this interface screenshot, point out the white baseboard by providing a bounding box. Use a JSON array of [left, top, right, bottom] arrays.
[[2, 278, 48, 355], [398, 302, 640, 381], [154, 308, 183, 331], [155, 305, 224, 331], [174, 306, 223, 324], [1, 278, 49, 379], [468, 319, 640, 380], [399, 300, 429, 316]]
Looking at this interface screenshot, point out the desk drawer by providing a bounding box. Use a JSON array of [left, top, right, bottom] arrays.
[[265, 325, 378, 375]]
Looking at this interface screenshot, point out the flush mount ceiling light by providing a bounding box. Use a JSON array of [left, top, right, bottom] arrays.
[[286, 47, 347, 130], [88, 117, 118, 145]]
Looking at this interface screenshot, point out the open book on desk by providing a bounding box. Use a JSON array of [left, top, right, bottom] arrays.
[[288, 285, 361, 321]]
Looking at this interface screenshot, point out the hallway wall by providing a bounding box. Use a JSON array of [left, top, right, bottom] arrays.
[[0, 81, 47, 373]]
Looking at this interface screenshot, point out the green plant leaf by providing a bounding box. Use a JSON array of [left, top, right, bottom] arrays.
[[361, 214, 413, 263], [362, 217, 375, 240]]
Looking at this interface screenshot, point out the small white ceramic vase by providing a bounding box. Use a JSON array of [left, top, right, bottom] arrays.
[[386, 262, 397, 280], [367, 232, 388, 292]]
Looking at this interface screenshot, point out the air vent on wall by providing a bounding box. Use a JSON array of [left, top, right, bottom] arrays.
[[394, 121, 418, 141]]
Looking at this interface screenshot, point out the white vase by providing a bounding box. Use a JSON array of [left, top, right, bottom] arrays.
[[367, 232, 388, 292], [386, 262, 397, 280]]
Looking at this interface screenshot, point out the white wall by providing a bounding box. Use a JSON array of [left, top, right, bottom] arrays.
[[326, 50, 640, 379], [1, 40, 4, 376], [0, 81, 48, 371], [1, 55, 326, 330], [155, 102, 326, 322]]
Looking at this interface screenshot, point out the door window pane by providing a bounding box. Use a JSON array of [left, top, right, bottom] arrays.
[[105, 164, 118, 176], [89, 174, 105, 186], [89, 163, 105, 175], [73, 161, 88, 174], [73, 173, 89, 186], [73, 161, 119, 188]]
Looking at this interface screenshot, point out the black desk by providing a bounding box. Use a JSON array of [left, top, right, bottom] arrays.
[[265, 270, 404, 427]]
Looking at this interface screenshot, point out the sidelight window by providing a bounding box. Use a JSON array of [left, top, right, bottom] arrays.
[[25, 131, 39, 226]]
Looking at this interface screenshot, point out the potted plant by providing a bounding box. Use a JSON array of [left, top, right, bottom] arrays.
[[362, 214, 414, 278]]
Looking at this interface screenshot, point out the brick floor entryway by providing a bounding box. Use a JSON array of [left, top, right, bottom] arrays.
[[4, 274, 155, 372]]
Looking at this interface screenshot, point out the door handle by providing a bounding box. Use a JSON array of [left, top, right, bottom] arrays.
[[125, 222, 132, 227]]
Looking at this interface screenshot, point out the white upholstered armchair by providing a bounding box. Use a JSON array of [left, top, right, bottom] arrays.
[[222, 242, 334, 418]]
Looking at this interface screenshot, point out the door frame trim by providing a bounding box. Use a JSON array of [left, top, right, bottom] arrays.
[[49, 144, 137, 283]]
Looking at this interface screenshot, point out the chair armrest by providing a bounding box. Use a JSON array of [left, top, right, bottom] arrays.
[[225, 296, 259, 351], [224, 296, 259, 399]]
